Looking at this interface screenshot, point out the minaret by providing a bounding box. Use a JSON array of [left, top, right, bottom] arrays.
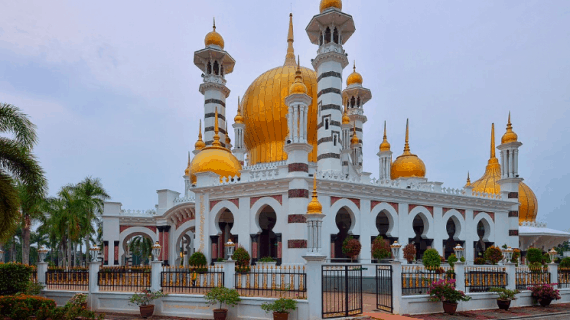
[[342, 62, 371, 165], [194, 19, 235, 148], [377, 121, 392, 181], [341, 107, 351, 174], [193, 120, 205, 156], [307, 0, 355, 173], [232, 97, 246, 165]]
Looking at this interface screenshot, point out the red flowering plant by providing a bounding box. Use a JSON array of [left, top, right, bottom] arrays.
[[371, 236, 391, 261], [528, 283, 561, 303], [128, 289, 167, 306], [403, 243, 416, 263], [428, 279, 471, 304], [484, 246, 504, 265], [342, 236, 362, 259]]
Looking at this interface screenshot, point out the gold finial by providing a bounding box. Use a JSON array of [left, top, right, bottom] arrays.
[[213, 17, 216, 31], [490, 123, 496, 159], [194, 120, 205, 151], [185, 151, 191, 176], [234, 96, 244, 124], [342, 106, 350, 124], [379, 121, 391, 152], [225, 122, 231, 147], [353, 60, 356, 73], [188, 151, 191, 165], [403, 118, 411, 154], [284, 13, 296, 66], [212, 108, 222, 147], [466, 172, 471, 186], [501, 111, 518, 144], [307, 175, 323, 214], [289, 55, 307, 94]]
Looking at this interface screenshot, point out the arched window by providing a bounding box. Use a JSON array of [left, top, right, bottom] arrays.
[[357, 97, 361, 107], [333, 27, 339, 44], [207, 62, 212, 74], [350, 96, 356, 108], [213, 61, 219, 75], [325, 118, 329, 130], [325, 27, 331, 43], [333, 134, 337, 146]]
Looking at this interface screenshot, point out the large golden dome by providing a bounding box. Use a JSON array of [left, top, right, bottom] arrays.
[[242, 14, 318, 165], [391, 120, 426, 179]]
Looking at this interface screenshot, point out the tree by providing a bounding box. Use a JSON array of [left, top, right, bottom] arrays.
[[129, 236, 153, 266], [0, 103, 46, 243], [16, 182, 45, 265]]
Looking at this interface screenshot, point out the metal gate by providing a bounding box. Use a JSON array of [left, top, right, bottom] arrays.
[[376, 264, 393, 313], [322, 265, 363, 318]]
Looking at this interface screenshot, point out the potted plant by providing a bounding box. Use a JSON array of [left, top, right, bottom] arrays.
[[490, 287, 520, 310], [403, 243, 416, 264], [257, 256, 277, 268], [188, 251, 208, 272], [529, 283, 561, 307], [261, 297, 298, 320], [422, 248, 441, 269], [428, 279, 471, 315], [484, 246, 503, 265], [371, 236, 391, 262], [234, 246, 251, 273], [205, 287, 241, 320], [342, 236, 362, 261], [128, 289, 167, 318], [512, 248, 521, 265]]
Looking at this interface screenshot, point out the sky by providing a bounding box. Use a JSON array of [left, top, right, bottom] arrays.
[[1, 1, 569, 229]]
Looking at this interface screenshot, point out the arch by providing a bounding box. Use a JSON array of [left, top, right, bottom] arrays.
[[350, 96, 356, 108], [173, 226, 195, 266], [333, 27, 339, 44], [324, 27, 331, 43], [408, 206, 434, 239], [370, 202, 398, 237], [473, 212, 494, 242], [209, 200, 240, 235], [329, 199, 360, 235], [442, 210, 465, 241], [251, 197, 283, 234], [207, 61, 212, 74], [213, 60, 219, 75], [119, 227, 158, 266]]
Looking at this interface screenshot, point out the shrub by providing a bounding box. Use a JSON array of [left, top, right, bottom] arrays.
[[0, 295, 56, 320], [447, 254, 458, 268], [512, 248, 521, 264], [560, 257, 570, 268], [261, 298, 298, 314], [342, 236, 362, 258], [422, 249, 441, 268], [428, 279, 471, 303], [490, 288, 520, 301], [484, 246, 503, 265], [371, 236, 391, 260], [259, 256, 276, 263], [233, 246, 250, 268], [205, 287, 241, 310], [403, 243, 416, 263], [188, 251, 207, 267], [0, 263, 34, 295], [474, 257, 486, 265], [527, 248, 543, 264], [529, 283, 561, 303], [460, 257, 466, 263], [129, 289, 167, 306]]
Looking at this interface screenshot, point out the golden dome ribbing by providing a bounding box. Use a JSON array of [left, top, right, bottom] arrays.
[[320, 0, 342, 13], [194, 120, 206, 151], [391, 119, 426, 179], [289, 57, 308, 95], [501, 112, 518, 144], [204, 19, 224, 49], [346, 63, 363, 86], [379, 121, 391, 152], [307, 175, 322, 214]]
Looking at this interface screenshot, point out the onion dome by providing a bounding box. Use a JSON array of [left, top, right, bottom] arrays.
[[351, 124, 359, 145], [342, 107, 350, 124], [346, 63, 363, 87], [307, 175, 323, 214], [194, 120, 206, 151], [501, 112, 518, 144], [184, 152, 191, 177], [234, 97, 244, 124], [225, 123, 232, 147], [320, 0, 342, 13], [289, 57, 308, 95], [519, 182, 538, 222], [189, 109, 241, 184], [391, 119, 426, 179], [379, 121, 391, 152], [204, 19, 224, 49]]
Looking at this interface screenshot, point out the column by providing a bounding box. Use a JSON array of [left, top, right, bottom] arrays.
[[37, 262, 48, 285], [505, 262, 516, 291], [303, 255, 327, 320], [391, 260, 403, 314], [150, 260, 163, 292], [223, 260, 236, 289]]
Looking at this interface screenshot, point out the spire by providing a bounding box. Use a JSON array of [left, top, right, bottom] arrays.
[[284, 13, 296, 66], [212, 108, 222, 147], [213, 17, 216, 31], [307, 175, 323, 214], [188, 151, 191, 166], [379, 121, 391, 152], [465, 171, 471, 187], [194, 120, 205, 151], [490, 123, 496, 159], [353, 60, 356, 73], [403, 119, 411, 154], [501, 111, 518, 144], [234, 96, 244, 124], [225, 122, 231, 147]]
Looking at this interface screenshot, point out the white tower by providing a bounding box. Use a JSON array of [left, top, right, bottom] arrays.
[[306, 1, 355, 174], [349, 124, 362, 171], [232, 97, 246, 165], [194, 20, 235, 148], [340, 108, 351, 175], [377, 122, 392, 181]]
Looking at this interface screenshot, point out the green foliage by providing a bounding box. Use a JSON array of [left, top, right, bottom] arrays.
[[342, 236, 362, 257], [490, 288, 520, 300], [129, 236, 153, 265], [447, 254, 458, 268], [512, 249, 521, 264], [259, 256, 276, 262], [188, 251, 208, 267], [0, 295, 56, 320], [261, 298, 298, 314], [428, 279, 471, 304], [560, 257, 570, 268], [129, 289, 167, 306], [527, 248, 543, 264], [204, 287, 241, 310], [233, 246, 250, 267], [484, 246, 503, 265], [422, 249, 441, 268], [474, 257, 486, 265], [0, 262, 33, 295], [22, 281, 45, 295], [529, 261, 544, 273], [371, 236, 391, 260], [403, 243, 416, 262], [460, 257, 465, 263]]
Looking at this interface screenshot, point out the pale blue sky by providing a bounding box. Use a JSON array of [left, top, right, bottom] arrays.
[[1, 1, 569, 228]]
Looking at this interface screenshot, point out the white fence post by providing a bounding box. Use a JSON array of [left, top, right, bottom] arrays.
[[548, 263, 558, 288], [455, 262, 466, 293], [89, 261, 100, 293], [505, 262, 516, 291], [391, 260, 403, 314], [303, 255, 326, 320], [224, 260, 236, 289], [151, 260, 163, 292], [37, 262, 48, 285]]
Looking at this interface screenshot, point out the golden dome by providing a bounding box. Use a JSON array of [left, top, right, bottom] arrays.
[[307, 176, 322, 214], [234, 98, 244, 124], [320, 0, 342, 12], [391, 119, 426, 179], [204, 20, 224, 49], [346, 63, 363, 86], [189, 110, 241, 184], [289, 58, 308, 95], [501, 112, 518, 144], [194, 120, 206, 151], [242, 14, 318, 165], [379, 121, 391, 152], [471, 123, 538, 223], [342, 108, 350, 125]]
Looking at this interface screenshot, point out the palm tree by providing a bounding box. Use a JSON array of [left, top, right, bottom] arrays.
[[0, 103, 46, 243], [129, 236, 153, 266], [17, 182, 45, 265]]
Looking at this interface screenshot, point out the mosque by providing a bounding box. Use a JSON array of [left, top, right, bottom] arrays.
[[101, 0, 568, 266]]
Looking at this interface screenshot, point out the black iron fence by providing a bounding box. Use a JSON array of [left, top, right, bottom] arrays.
[[98, 266, 151, 292], [45, 267, 89, 291], [161, 265, 224, 294], [376, 265, 393, 313], [401, 266, 455, 296], [465, 266, 507, 292], [322, 264, 362, 319], [516, 266, 550, 290], [235, 265, 306, 299], [558, 268, 570, 289]]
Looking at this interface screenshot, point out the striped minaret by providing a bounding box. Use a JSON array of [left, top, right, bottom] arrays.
[[307, 3, 355, 173], [194, 19, 235, 147]]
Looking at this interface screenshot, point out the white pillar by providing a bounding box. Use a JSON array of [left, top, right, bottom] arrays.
[[37, 262, 48, 285], [454, 261, 466, 293], [150, 260, 163, 292], [224, 260, 236, 289], [303, 255, 326, 320], [391, 260, 403, 314], [89, 261, 100, 293], [505, 262, 516, 290], [548, 263, 558, 289]]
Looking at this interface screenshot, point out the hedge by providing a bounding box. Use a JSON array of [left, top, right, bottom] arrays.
[[0, 263, 34, 295], [0, 295, 56, 320]]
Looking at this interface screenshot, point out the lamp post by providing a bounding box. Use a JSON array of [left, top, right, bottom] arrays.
[[152, 241, 162, 261], [549, 248, 558, 264], [502, 246, 514, 263], [390, 241, 402, 261], [38, 245, 48, 263], [89, 245, 100, 262], [225, 239, 235, 261], [453, 244, 464, 261]]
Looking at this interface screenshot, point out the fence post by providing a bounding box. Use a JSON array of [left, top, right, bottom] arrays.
[[505, 262, 516, 290], [391, 260, 403, 315], [37, 262, 48, 285], [303, 255, 326, 320], [89, 261, 100, 293], [151, 260, 163, 292], [548, 263, 558, 288], [224, 260, 236, 289], [454, 262, 466, 293]]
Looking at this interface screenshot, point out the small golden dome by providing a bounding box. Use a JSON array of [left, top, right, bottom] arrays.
[[234, 97, 244, 124], [346, 63, 363, 86], [289, 57, 308, 95], [379, 121, 391, 152], [204, 19, 224, 49], [320, 0, 342, 13], [194, 120, 206, 151], [307, 175, 322, 214], [390, 119, 426, 179], [350, 125, 359, 145], [225, 123, 232, 147], [342, 108, 350, 124], [501, 112, 518, 144]]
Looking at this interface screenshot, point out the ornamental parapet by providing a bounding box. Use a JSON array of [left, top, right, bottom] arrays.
[[173, 196, 196, 204], [119, 209, 157, 216]]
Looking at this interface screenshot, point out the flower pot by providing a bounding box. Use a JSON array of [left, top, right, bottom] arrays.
[[442, 301, 458, 315], [213, 308, 228, 320], [539, 298, 553, 307], [497, 299, 511, 310], [139, 304, 154, 318], [273, 312, 289, 320]]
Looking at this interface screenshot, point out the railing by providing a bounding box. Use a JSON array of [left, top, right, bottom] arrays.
[[98, 266, 151, 292], [30, 268, 37, 284], [465, 266, 507, 292], [161, 265, 224, 294], [235, 265, 306, 299], [401, 266, 455, 296], [45, 267, 89, 291], [516, 266, 550, 290], [559, 268, 570, 289]]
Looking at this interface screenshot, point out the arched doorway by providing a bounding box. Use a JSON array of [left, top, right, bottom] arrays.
[[474, 220, 492, 260], [124, 234, 154, 266], [371, 211, 397, 259], [211, 209, 236, 264], [258, 206, 277, 260], [408, 215, 433, 261], [332, 207, 355, 262], [443, 218, 463, 259], [174, 228, 194, 266]]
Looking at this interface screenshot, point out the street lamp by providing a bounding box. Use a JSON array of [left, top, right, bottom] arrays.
[[152, 241, 162, 261], [548, 248, 558, 264], [390, 241, 402, 261], [89, 245, 100, 262], [38, 245, 48, 263], [502, 246, 514, 263], [225, 239, 235, 261], [453, 244, 464, 260]]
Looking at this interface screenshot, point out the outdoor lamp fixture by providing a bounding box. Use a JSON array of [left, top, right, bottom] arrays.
[[390, 241, 402, 261], [89, 245, 100, 262], [549, 248, 558, 263], [502, 246, 514, 262], [152, 241, 162, 261], [225, 239, 235, 261], [38, 245, 48, 263], [0, 248, 5, 261], [453, 244, 464, 260]]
